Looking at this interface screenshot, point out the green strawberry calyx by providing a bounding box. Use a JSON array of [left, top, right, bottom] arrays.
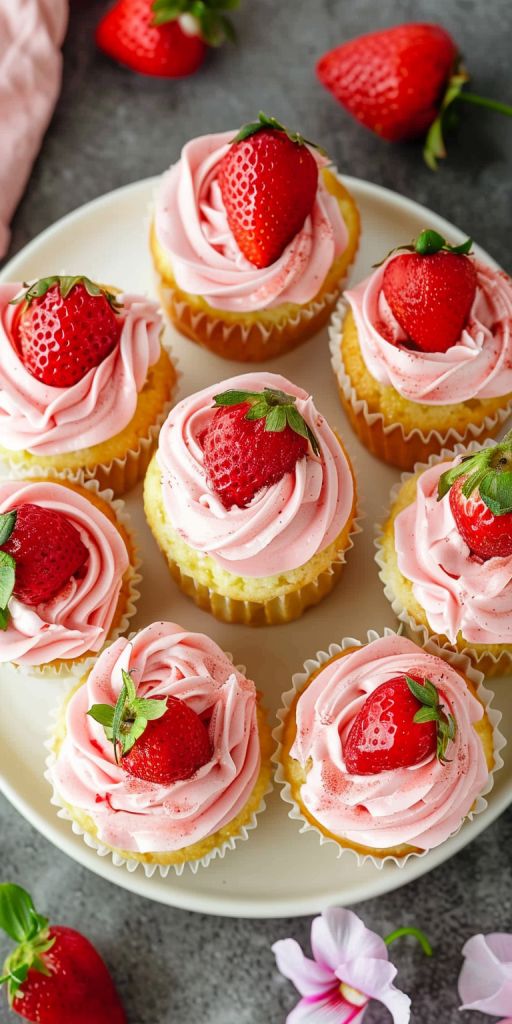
[[0, 884, 54, 1005], [152, 0, 240, 47], [10, 276, 121, 312], [88, 669, 168, 763], [230, 111, 326, 153], [375, 229, 473, 267], [0, 510, 18, 632], [438, 430, 512, 516], [213, 386, 321, 456], [405, 675, 457, 762]]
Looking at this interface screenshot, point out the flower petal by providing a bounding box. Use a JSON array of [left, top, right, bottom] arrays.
[[459, 934, 512, 1015], [311, 908, 387, 971], [273, 939, 334, 997], [337, 958, 410, 1024], [287, 992, 367, 1024]]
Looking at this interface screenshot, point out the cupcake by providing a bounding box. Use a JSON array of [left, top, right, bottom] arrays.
[[329, 229, 512, 470], [0, 476, 138, 675], [377, 433, 512, 677], [151, 113, 360, 361], [144, 371, 358, 625], [46, 621, 273, 873], [0, 276, 178, 495], [275, 631, 503, 864]]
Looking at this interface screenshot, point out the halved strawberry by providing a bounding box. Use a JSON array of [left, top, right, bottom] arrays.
[[438, 430, 512, 560]]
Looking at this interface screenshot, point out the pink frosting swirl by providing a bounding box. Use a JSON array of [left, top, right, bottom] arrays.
[[290, 635, 489, 851], [345, 259, 512, 405], [0, 480, 129, 666], [394, 460, 512, 645], [49, 622, 262, 854], [0, 283, 163, 454], [154, 131, 348, 312], [157, 372, 354, 578]]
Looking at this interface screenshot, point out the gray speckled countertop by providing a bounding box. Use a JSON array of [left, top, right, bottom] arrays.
[[1, 1, 512, 1021]]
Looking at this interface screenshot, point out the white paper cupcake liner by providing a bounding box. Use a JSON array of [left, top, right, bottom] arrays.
[[273, 626, 506, 870], [375, 442, 512, 676]]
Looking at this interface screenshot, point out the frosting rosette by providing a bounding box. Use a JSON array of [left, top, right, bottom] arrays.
[[345, 259, 512, 405], [0, 283, 162, 454], [154, 131, 348, 313], [0, 479, 129, 666], [48, 622, 262, 854], [288, 634, 490, 852], [156, 371, 354, 578], [394, 460, 512, 645]]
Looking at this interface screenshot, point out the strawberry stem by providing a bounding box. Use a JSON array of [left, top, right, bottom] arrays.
[[0, 885, 54, 1005], [384, 927, 433, 957], [231, 112, 325, 153], [456, 92, 512, 117], [213, 387, 321, 455], [88, 669, 167, 761]]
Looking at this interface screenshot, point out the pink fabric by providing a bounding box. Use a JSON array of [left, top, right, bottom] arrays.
[[0, 0, 68, 257]]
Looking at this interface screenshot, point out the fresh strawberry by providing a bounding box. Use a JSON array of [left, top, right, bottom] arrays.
[[0, 883, 126, 1023], [344, 674, 456, 775], [88, 670, 211, 785], [381, 229, 477, 353], [12, 276, 122, 387], [201, 385, 320, 509], [0, 504, 88, 627], [96, 0, 238, 78], [218, 112, 319, 268], [438, 430, 512, 559]]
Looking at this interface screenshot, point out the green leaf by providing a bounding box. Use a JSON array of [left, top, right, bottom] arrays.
[[414, 230, 447, 255], [111, 680, 129, 762], [10, 276, 120, 312], [0, 885, 47, 944], [413, 706, 440, 724], [87, 704, 115, 728], [423, 70, 469, 170], [0, 551, 16, 611], [121, 716, 148, 756], [405, 675, 438, 709], [121, 669, 137, 704], [437, 453, 488, 501], [479, 470, 512, 516], [245, 402, 268, 421], [213, 389, 260, 406], [0, 510, 17, 547], [133, 698, 168, 721], [0, 607, 10, 631], [265, 406, 287, 432]]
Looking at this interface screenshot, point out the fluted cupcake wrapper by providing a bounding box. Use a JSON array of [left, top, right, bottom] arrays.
[[329, 298, 512, 472], [272, 627, 506, 869], [375, 442, 512, 678]]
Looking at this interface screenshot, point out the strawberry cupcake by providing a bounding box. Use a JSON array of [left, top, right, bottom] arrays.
[[377, 432, 512, 677], [144, 372, 358, 625], [151, 113, 360, 361], [275, 631, 503, 864], [0, 477, 138, 675], [329, 230, 512, 470], [46, 621, 272, 873], [0, 276, 178, 495]]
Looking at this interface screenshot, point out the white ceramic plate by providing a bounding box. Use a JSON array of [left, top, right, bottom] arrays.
[[0, 177, 510, 919]]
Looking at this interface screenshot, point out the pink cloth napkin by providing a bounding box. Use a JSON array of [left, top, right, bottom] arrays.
[[0, 0, 68, 258]]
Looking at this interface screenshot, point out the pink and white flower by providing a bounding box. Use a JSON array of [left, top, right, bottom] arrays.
[[272, 907, 411, 1023], [459, 933, 512, 1022]]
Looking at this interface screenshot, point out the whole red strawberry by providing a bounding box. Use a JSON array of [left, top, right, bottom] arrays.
[[13, 276, 122, 387], [88, 670, 212, 784], [0, 503, 88, 626], [381, 229, 477, 353], [96, 0, 238, 78], [201, 385, 320, 509], [218, 113, 319, 269], [344, 674, 456, 775], [0, 883, 126, 1023], [438, 430, 512, 560]]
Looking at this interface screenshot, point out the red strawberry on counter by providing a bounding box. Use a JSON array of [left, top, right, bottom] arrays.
[[96, 0, 239, 78], [88, 669, 212, 784], [344, 674, 456, 775], [0, 883, 126, 1023], [218, 112, 320, 269], [438, 430, 512, 560], [381, 229, 477, 353], [12, 276, 122, 388], [0, 503, 88, 629], [202, 385, 320, 509]]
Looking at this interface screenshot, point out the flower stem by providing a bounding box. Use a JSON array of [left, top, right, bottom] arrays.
[[384, 927, 433, 957], [456, 92, 512, 117]]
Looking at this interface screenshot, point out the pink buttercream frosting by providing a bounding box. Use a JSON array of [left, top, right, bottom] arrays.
[[345, 258, 512, 405], [49, 622, 262, 854], [156, 372, 354, 578], [0, 480, 129, 666], [290, 635, 489, 852], [0, 283, 163, 455], [154, 131, 348, 313], [394, 460, 512, 645]]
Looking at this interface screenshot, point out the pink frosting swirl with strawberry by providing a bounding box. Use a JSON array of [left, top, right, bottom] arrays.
[[156, 372, 354, 578], [0, 480, 129, 666], [154, 131, 348, 312], [394, 460, 512, 645], [49, 622, 262, 854], [0, 283, 163, 455], [291, 634, 490, 852], [345, 259, 512, 405]]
